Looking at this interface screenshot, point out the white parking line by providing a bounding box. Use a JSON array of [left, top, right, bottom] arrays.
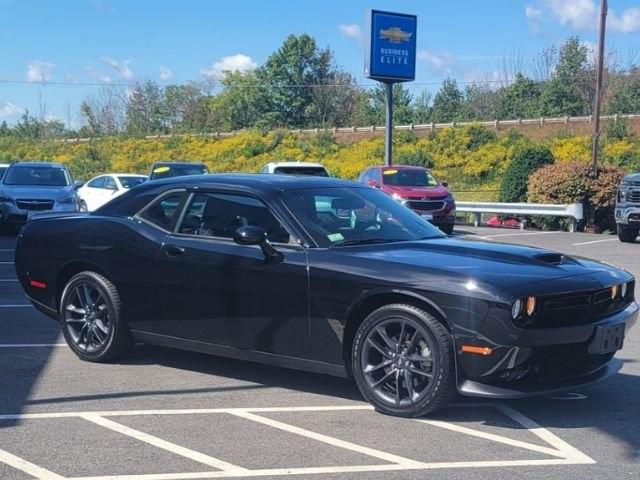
[[0, 344, 66, 348], [572, 238, 618, 246], [82, 414, 249, 474], [229, 410, 425, 467], [479, 232, 564, 239], [0, 404, 595, 480], [0, 447, 64, 479]]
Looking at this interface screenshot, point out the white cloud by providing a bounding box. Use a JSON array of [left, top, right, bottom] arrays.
[[85, 66, 113, 83], [0, 102, 23, 118], [159, 66, 173, 81], [527, 1, 640, 33], [338, 23, 362, 40], [609, 7, 640, 33], [26, 60, 55, 83], [417, 50, 455, 74], [102, 56, 134, 79], [200, 54, 257, 80]]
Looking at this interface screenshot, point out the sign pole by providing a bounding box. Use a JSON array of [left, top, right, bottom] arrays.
[[385, 81, 394, 166]]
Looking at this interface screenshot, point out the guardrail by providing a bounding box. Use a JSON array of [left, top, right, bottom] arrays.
[[456, 202, 584, 232]]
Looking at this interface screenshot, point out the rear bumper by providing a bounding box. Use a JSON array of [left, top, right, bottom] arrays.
[[456, 301, 638, 399]]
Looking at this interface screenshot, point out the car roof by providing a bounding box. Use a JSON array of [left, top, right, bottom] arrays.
[[8, 162, 66, 168], [148, 173, 359, 192], [266, 162, 326, 168], [376, 165, 428, 170], [101, 173, 147, 177], [151, 161, 206, 166]]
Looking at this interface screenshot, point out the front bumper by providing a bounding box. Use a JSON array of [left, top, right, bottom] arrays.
[[456, 301, 638, 399], [615, 205, 640, 225], [0, 202, 78, 226]]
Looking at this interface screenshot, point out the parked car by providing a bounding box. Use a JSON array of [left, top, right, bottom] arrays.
[[15, 174, 637, 417], [357, 165, 456, 234], [0, 163, 10, 180], [615, 172, 640, 243], [261, 161, 329, 176], [0, 162, 81, 230], [149, 161, 208, 181], [78, 173, 148, 211]]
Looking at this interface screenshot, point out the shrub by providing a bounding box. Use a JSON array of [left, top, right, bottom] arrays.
[[527, 162, 626, 231], [499, 145, 554, 202], [549, 135, 590, 163]]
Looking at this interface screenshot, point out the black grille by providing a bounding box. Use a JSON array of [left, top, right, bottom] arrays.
[[16, 199, 54, 211], [533, 343, 613, 383], [405, 200, 445, 212], [628, 190, 640, 202]]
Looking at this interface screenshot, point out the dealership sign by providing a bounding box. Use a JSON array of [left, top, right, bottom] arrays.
[[365, 10, 417, 82]]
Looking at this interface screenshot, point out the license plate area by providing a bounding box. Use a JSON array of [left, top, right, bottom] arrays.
[[588, 323, 625, 354], [421, 213, 433, 220]]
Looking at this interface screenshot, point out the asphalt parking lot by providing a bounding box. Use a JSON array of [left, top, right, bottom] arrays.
[[0, 226, 638, 480]]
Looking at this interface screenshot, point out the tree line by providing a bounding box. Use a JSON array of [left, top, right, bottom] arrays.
[[1, 34, 639, 140]]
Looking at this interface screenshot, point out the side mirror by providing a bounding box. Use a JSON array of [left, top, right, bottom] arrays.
[[441, 181, 449, 188], [233, 225, 282, 262], [73, 180, 84, 189], [367, 180, 380, 188]]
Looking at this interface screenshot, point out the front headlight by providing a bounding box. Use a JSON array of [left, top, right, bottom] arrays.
[[58, 195, 77, 204], [620, 282, 628, 298], [391, 192, 403, 202], [0, 195, 13, 203]]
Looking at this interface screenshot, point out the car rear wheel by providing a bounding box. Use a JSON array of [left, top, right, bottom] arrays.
[[60, 271, 133, 362], [78, 200, 88, 212], [618, 225, 638, 243], [352, 304, 456, 417]]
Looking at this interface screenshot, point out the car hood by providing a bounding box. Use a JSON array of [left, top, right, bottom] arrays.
[[0, 185, 74, 199], [339, 237, 628, 292], [382, 184, 449, 198]]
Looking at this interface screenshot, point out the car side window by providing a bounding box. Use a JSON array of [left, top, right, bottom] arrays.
[[178, 192, 291, 244], [104, 176, 118, 190], [372, 169, 382, 184], [88, 176, 106, 189], [139, 192, 186, 231], [358, 169, 370, 183]]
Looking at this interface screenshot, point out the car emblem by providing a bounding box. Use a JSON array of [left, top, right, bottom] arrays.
[[379, 27, 412, 44]]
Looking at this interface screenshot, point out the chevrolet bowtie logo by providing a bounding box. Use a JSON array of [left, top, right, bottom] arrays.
[[379, 27, 412, 44]]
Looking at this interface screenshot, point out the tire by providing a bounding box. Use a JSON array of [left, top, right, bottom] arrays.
[[351, 304, 456, 417], [618, 225, 638, 243], [78, 200, 88, 212], [59, 271, 133, 362]]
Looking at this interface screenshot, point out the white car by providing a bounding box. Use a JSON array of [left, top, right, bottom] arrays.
[[77, 173, 148, 211], [260, 162, 329, 176]]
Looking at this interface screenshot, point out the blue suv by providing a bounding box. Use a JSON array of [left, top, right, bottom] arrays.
[[0, 162, 81, 230]]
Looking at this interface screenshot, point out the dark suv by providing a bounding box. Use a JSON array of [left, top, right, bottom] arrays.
[[149, 161, 209, 181], [616, 172, 640, 243]]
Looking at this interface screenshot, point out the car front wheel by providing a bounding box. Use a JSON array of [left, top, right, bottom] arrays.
[[59, 271, 133, 362], [352, 304, 456, 417], [618, 225, 638, 243]]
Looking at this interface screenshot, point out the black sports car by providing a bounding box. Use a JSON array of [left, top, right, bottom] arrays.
[[15, 174, 638, 416]]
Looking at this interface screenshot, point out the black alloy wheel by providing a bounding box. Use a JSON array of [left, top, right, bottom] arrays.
[[352, 304, 455, 417], [60, 271, 132, 362]]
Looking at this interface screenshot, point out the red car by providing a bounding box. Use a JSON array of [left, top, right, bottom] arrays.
[[357, 165, 456, 234]]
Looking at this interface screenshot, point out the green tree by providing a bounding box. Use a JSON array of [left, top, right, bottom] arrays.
[[463, 83, 500, 121], [431, 78, 464, 122], [500, 145, 554, 202], [497, 73, 541, 119], [605, 71, 640, 114], [125, 81, 167, 135]]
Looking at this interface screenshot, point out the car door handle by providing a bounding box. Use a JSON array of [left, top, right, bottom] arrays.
[[166, 245, 186, 257]]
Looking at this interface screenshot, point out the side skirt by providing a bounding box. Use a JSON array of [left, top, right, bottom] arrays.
[[131, 330, 348, 378]]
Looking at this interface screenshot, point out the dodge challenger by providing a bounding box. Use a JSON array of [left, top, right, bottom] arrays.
[[15, 174, 638, 417]]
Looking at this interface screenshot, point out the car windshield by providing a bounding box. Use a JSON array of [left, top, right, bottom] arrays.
[[0, 166, 7, 180], [274, 166, 329, 177], [281, 186, 444, 247], [382, 168, 438, 187], [118, 176, 147, 188], [3, 166, 70, 186], [151, 164, 208, 180]]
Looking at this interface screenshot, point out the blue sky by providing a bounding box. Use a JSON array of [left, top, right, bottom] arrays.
[[1, 0, 639, 126]]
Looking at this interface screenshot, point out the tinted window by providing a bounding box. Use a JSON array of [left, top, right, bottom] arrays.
[[273, 166, 329, 177], [150, 164, 208, 180], [139, 192, 186, 231], [104, 176, 118, 190], [382, 168, 438, 187], [282, 187, 443, 247], [4, 166, 70, 186], [118, 176, 146, 189], [178, 192, 290, 243], [88, 176, 106, 188], [0, 166, 8, 180]]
